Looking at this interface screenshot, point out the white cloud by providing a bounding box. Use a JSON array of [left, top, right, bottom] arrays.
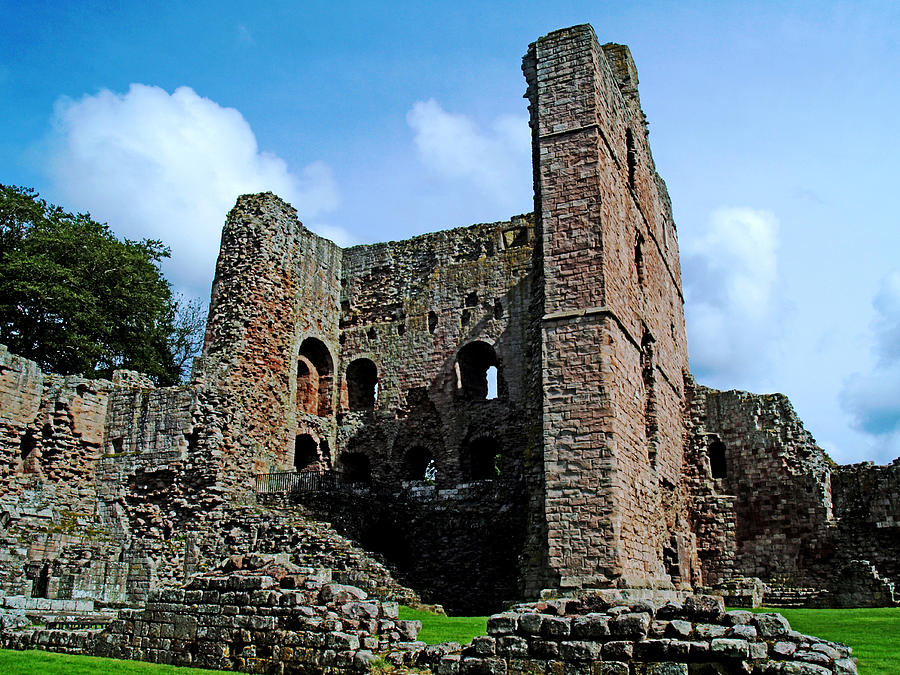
[[841, 271, 900, 456], [46, 84, 345, 298], [407, 99, 531, 213], [683, 207, 782, 385]]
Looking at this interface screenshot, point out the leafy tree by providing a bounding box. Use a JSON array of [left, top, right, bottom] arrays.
[[0, 184, 204, 385]]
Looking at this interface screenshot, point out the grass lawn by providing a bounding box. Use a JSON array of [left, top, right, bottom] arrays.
[[760, 607, 900, 675], [398, 606, 488, 645], [0, 649, 222, 674]]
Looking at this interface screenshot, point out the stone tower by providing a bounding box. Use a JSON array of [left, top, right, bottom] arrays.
[[523, 25, 693, 593]]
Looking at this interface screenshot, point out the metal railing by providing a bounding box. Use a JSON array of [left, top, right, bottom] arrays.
[[255, 469, 344, 494]]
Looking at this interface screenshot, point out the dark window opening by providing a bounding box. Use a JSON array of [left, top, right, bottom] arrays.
[[456, 341, 500, 400], [465, 292, 479, 307], [502, 227, 528, 248], [641, 330, 657, 464], [710, 440, 727, 479], [493, 299, 503, 319], [397, 323, 406, 336], [20, 430, 37, 462], [461, 309, 471, 326], [663, 543, 680, 579], [626, 127, 637, 190], [294, 434, 318, 471], [404, 446, 435, 482], [367, 326, 377, 340], [347, 358, 378, 411], [635, 233, 645, 290], [466, 437, 502, 480], [185, 428, 199, 453], [428, 311, 438, 334], [112, 437, 124, 453], [339, 452, 371, 484], [298, 337, 334, 416]]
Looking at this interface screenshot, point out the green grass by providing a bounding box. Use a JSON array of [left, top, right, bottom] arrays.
[[0, 649, 223, 674], [398, 606, 488, 645], [758, 607, 900, 675]]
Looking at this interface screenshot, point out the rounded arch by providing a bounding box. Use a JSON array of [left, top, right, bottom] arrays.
[[298, 337, 333, 416], [346, 358, 378, 411], [455, 340, 500, 400]]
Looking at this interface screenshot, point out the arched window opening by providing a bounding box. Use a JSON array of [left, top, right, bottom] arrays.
[[339, 452, 371, 484], [294, 434, 318, 471], [709, 439, 728, 479], [296, 356, 319, 414], [455, 341, 499, 400], [466, 437, 502, 480], [298, 337, 334, 416], [347, 358, 378, 411], [404, 446, 434, 481], [428, 311, 438, 334]]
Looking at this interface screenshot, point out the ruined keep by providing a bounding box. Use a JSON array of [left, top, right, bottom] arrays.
[[0, 22, 897, 634]]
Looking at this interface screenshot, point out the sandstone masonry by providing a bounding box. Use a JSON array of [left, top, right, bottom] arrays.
[[0, 25, 896, 674]]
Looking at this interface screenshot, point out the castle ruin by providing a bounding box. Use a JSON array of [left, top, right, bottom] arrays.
[[1, 23, 897, 630]]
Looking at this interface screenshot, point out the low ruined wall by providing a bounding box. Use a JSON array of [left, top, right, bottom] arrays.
[[443, 596, 857, 675], [92, 572, 421, 673], [1, 586, 859, 674]]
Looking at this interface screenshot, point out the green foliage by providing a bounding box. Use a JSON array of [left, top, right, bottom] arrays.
[[0, 185, 203, 385], [398, 606, 487, 645], [760, 607, 900, 675], [0, 649, 222, 674]]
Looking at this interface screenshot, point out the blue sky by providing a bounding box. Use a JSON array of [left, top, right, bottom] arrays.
[[3, 1, 899, 464]]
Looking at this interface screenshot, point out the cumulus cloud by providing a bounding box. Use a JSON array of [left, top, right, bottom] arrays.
[[841, 272, 900, 449], [407, 99, 531, 213], [683, 207, 782, 385], [46, 84, 345, 298]]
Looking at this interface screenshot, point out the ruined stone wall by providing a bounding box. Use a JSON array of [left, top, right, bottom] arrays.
[[523, 25, 691, 592], [685, 385, 838, 587], [0, 346, 190, 603], [201, 193, 342, 499], [338, 216, 533, 487], [832, 459, 900, 587]]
